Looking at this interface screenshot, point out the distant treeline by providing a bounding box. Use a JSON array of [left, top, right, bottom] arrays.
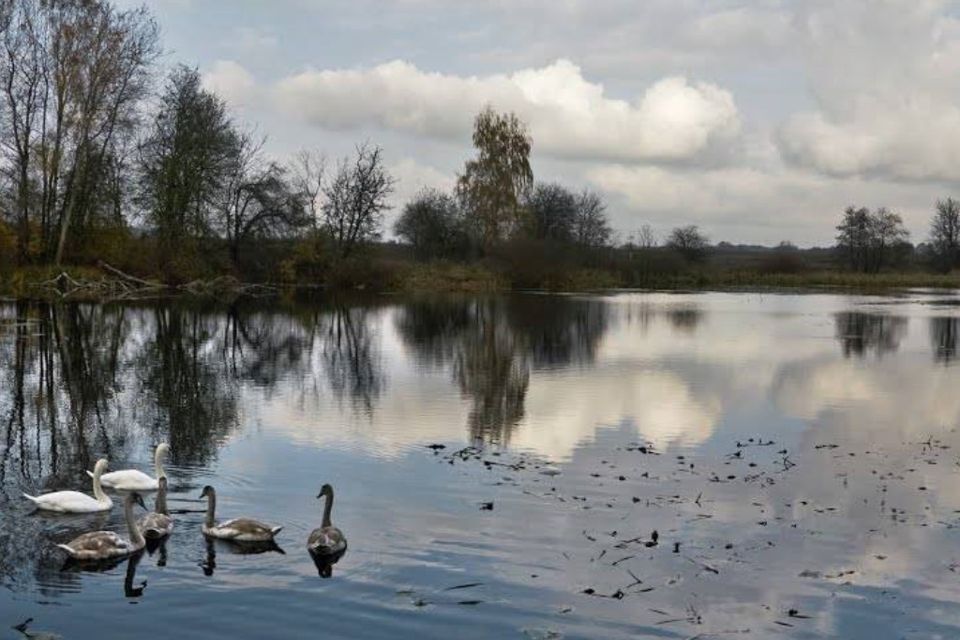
[[0, 0, 958, 293]]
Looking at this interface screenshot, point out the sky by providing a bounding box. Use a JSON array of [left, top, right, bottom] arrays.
[[119, 0, 960, 247]]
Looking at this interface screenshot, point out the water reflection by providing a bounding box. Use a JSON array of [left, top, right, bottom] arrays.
[[308, 548, 346, 578], [201, 538, 286, 577], [136, 306, 240, 464], [320, 305, 384, 413], [60, 549, 146, 598], [3, 293, 960, 639], [930, 316, 960, 364], [394, 297, 609, 444], [12, 618, 62, 640], [834, 312, 908, 358], [123, 552, 147, 598], [666, 305, 703, 334], [0, 302, 125, 487], [146, 537, 168, 566], [0, 299, 392, 482]]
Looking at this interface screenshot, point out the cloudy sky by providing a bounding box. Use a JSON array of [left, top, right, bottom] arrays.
[[123, 0, 960, 246]]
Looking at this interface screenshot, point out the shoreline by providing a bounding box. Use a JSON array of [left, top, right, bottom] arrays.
[[2, 263, 959, 304]]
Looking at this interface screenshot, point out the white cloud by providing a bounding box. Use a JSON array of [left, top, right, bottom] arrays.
[[515, 369, 720, 458], [389, 158, 454, 200], [681, 6, 794, 52], [777, 0, 960, 183], [203, 60, 256, 108], [271, 59, 741, 164], [162, 0, 960, 243]]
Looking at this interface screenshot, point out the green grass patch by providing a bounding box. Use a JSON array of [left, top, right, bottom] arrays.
[[394, 262, 507, 293]]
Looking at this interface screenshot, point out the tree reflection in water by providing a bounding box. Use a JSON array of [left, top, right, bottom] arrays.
[[665, 306, 703, 334], [0, 294, 616, 477], [0, 294, 613, 591], [136, 305, 240, 464], [320, 305, 384, 413], [0, 297, 383, 592], [395, 296, 610, 445], [0, 301, 139, 499], [930, 316, 960, 364], [454, 299, 530, 444], [834, 312, 908, 358]]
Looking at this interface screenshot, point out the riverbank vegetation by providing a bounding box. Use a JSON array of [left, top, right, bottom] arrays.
[[0, 0, 959, 299]]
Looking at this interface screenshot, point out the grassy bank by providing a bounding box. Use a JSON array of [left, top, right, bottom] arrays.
[[3, 261, 960, 302], [391, 263, 960, 293], [620, 269, 960, 291]]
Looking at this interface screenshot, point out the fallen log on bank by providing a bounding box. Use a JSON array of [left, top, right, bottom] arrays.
[[27, 262, 280, 301]]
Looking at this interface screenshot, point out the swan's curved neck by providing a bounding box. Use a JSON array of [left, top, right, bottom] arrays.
[[204, 491, 216, 529], [156, 483, 168, 515], [322, 491, 334, 528], [92, 465, 106, 502], [124, 497, 145, 548], [154, 448, 166, 480]]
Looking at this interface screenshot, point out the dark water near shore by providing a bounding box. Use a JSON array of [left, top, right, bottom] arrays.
[[2, 291, 960, 639]]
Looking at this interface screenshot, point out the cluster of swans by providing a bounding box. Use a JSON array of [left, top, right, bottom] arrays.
[[21, 443, 346, 569]]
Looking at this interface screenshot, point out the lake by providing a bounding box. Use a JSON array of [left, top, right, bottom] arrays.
[[2, 290, 960, 639]]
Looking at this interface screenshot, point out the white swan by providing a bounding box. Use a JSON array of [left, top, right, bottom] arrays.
[[56, 492, 147, 561], [137, 476, 174, 539], [88, 443, 169, 491], [23, 459, 113, 513], [307, 484, 347, 556], [199, 485, 282, 542]]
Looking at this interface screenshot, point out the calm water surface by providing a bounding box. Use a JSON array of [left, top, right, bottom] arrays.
[[2, 291, 960, 639]]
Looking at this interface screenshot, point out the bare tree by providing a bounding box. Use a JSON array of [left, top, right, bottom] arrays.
[[836, 206, 909, 273], [217, 132, 307, 265], [289, 149, 325, 230], [930, 197, 960, 273], [0, 0, 159, 265], [667, 225, 709, 262], [1, 0, 44, 262], [637, 224, 657, 249], [51, 2, 159, 264], [322, 144, 394, 259], [573, 189, 611, 248], [523, 183, 577, 243]]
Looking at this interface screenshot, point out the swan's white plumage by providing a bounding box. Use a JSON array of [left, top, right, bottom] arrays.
[[23, 490, 112, 513], [96, 469, 157, 491], [87, 443, 169, 491], [24, 458, 112, 513]]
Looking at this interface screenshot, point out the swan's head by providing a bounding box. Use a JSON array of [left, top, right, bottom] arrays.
[[94, 458, 109, 474], [156, 443, 170, 459], [199, 485, 215, 500], [129, 492, 147, 510], [317, 484, 333, 499]]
